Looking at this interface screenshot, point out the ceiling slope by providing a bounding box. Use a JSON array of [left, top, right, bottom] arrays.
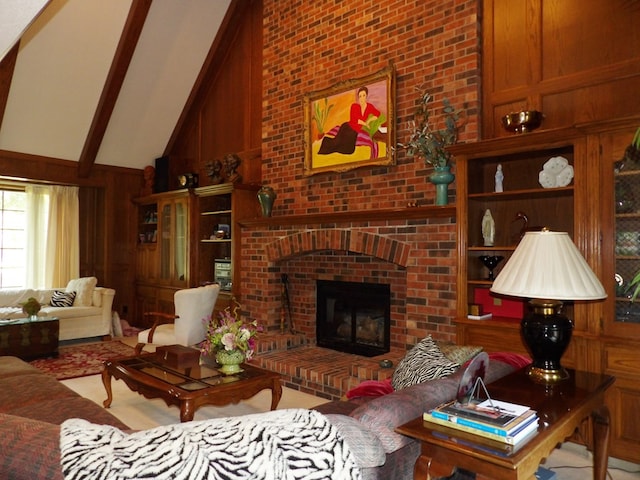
[[0, 0, 230, 172]]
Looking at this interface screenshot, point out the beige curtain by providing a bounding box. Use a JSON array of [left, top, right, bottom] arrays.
[[25, 185, 79, 288]]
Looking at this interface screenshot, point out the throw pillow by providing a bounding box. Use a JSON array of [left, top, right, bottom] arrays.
[[438, 343, 484, 365], [65, 276, 97, 307], [50, 290, 76, 307], [391, 335, 459, 390]]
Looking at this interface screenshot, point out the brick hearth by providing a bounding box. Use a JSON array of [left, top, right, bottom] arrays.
[[254, 332, 405, 401]]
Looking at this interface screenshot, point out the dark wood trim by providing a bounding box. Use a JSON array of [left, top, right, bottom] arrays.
[[239, 205, 456, 227], [164, 0, 252, 155], [77, 0, 152, 178], [0, 42, 20, 131]]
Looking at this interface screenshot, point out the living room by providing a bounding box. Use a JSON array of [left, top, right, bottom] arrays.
[[1, 0, 640, 477]]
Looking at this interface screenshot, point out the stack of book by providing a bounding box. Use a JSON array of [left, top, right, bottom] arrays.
[[423, 398, 539, 446]]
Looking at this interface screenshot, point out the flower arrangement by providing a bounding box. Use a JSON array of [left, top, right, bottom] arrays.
[[200, 303, 261, 361], [396, 90, 462, 168]]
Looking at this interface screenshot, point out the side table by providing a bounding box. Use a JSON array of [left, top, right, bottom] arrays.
[[396, 368, 614, 480], [0, 317, 60, 359]]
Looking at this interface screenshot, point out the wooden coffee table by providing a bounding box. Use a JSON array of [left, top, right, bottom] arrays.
[[396, 368, 614, 480], [102, 351, 282, 422]]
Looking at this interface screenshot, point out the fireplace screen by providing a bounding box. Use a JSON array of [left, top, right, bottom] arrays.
[[316, 280, 390, 357]]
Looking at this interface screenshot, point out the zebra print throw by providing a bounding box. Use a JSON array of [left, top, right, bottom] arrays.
[[60, 408, 362, 480]]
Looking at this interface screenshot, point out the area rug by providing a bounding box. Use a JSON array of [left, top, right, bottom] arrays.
[[29, 341, 136, 380]]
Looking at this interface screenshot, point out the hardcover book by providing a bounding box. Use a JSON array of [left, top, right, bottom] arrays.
[[437, 398, 533, 428], [423, 411, 539, 445], [429, 408, 538, 437]]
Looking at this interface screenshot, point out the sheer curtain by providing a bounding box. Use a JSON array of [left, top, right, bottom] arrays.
[[25, 185, 79, 288]]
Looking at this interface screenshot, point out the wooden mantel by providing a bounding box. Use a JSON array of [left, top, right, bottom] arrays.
[[239, 205, 455, 227]]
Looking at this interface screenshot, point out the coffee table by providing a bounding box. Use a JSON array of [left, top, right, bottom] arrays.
[[0, 316, 59, 359], [396, 368, 614, 480], [102, 351, 282, 422]]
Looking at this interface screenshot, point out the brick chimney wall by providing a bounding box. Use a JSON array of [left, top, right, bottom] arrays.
[[241, 0, 482, 349]]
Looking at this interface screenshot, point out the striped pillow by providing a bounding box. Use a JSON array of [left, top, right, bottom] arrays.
[[50, 290, 76, 307], [391, 335, 459, 390]]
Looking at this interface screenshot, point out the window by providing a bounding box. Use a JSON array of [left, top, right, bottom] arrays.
[[0, 189, 26, 288]]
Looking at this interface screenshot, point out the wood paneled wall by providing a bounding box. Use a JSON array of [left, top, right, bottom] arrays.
[[0, 149, 143, 319], [166, 0, 263, 189], [483, 0, 640, 138]]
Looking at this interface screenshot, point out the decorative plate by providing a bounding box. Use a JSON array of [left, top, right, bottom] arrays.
[[539, 156, 574, 188]]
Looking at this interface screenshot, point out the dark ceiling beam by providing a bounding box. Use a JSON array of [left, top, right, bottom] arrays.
[[77, 0, 152, 178], [164, 0, 250, 156], [0, 42, 20, 134]]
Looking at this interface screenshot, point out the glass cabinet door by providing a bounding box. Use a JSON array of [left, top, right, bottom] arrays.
[[174, 201, 187, 282], [603, 126, 640, 338], [160, 203, 171, 281], [158, 197, 189, 287], [614, 162, 640, 325]]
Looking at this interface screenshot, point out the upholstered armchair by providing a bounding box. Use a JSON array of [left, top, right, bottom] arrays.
[[135, 284, 220, 354]]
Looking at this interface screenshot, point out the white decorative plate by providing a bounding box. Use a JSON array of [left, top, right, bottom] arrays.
[[539, 156, 574, 188]]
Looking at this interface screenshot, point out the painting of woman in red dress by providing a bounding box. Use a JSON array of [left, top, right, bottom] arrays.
[[304, 66, 395, 175]]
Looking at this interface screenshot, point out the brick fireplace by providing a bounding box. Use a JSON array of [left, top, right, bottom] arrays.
[[239, 208, 458, 352]]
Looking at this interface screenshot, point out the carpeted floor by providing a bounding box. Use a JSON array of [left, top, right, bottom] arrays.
[[29, 340, 136, 380]]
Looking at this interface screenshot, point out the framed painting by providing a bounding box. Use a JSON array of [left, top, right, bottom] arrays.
[[303, 65, 395, 176]]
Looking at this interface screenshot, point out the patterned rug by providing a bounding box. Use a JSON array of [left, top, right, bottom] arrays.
[[29, 341, 136, 380]]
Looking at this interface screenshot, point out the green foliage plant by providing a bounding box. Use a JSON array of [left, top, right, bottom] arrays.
[[397, 91, 462, 168]]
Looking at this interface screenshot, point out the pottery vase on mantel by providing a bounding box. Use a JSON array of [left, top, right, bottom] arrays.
[[215, 349, 245, 374], [429, 165, 455, 206], [257, 186, 277, 217]]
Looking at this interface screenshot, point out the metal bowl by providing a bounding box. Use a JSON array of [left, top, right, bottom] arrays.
[[501, 110, 543, 134]]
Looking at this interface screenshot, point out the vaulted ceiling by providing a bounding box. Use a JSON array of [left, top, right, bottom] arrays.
[[0, 0, 231, 174]]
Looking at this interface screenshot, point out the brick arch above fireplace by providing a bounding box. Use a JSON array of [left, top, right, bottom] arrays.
[[265, 229, 412, 267]]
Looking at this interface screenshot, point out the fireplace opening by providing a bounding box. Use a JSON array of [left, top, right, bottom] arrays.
[[316, 280, 390, 357]]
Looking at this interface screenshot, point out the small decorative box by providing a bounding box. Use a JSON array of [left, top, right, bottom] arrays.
[[156, 344, 201, 369]]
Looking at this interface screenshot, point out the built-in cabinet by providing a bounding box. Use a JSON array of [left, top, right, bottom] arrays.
[[133, 183, 259, 325], [598, 123, 640, 462], [452, 119, 640, 463], [133, 190, 191, 327], [192, 183, 260, 312]]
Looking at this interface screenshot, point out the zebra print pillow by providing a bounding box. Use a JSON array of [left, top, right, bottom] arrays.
[[391, 335, 460, 390], [50, 290, 76, 307], [60, 409, 362, 480]]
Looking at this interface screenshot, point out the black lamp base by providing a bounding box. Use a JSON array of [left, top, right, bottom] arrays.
[[521, 299, 573, 384]]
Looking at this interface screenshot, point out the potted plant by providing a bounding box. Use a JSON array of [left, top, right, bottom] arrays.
[[21, 297, 41, 321], [201, 302, 261, 374], [397, 90, 462, 205], [628, 271, 640, 302]]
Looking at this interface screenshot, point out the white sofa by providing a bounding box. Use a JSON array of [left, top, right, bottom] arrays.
[[0, 278, 115, 341]]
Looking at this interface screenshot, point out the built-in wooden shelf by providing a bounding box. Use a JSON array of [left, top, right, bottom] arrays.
[[238, 205, 455, 227]]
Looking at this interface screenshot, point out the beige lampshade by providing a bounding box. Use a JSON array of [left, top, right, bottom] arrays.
[[490, 230, 606, 301]]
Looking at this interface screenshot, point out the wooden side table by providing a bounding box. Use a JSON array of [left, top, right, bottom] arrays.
[[0, 317, 60, 359], [396, 368, 614, 480]]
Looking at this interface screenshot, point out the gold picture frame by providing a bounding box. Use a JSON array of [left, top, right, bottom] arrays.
[[303, 65, 396, 176]]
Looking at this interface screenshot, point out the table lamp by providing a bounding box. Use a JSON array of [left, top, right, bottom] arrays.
[[490, 229, 606, 384]]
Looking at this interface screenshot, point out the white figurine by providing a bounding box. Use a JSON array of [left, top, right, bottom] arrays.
[[482, 209, 495, 246], [495, 164, 504, 192]]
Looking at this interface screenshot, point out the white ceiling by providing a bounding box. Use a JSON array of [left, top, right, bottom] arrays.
[[0, 0, 231, 170]]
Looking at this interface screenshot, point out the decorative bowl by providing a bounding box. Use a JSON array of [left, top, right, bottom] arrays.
[[501, 110, 543, 134]]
